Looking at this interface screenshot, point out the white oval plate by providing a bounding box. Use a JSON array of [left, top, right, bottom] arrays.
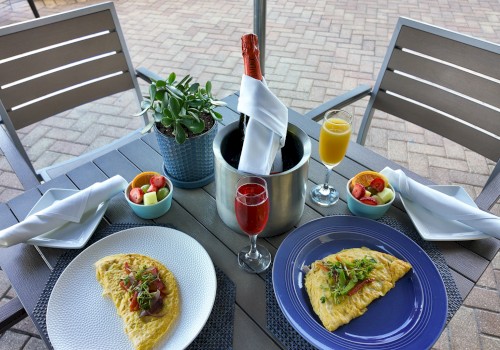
[[47, 226, 217, 350]]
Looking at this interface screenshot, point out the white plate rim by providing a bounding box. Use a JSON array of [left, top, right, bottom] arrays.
[[46, 226, 217, 350]]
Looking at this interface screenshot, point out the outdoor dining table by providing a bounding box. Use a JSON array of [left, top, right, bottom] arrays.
[[0, 92, 498, 349]]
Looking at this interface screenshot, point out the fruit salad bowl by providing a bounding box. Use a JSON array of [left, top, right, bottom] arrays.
[[125, 172, 173, 219], [346, 171, 395, 220]]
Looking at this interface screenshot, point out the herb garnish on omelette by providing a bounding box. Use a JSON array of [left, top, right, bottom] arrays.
[[305, 247, 411, 331], [95, 254, 180, 350]]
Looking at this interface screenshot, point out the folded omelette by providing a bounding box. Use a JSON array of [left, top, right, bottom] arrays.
[[305, 247, 412, 331], [95, 254, 180, 350]]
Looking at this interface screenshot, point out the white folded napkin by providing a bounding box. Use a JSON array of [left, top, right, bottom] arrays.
[[0, 175, 128, 247], [238, 75, 288, 175], [380, 167, 500, 238]]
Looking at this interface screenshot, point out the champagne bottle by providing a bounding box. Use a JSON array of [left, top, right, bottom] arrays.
[[239, 33, 284, 173], [239, 33, 262, 139]]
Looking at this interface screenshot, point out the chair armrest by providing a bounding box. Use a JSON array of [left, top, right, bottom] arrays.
[[304, 84, 371, 122], [136, 67, 163, 84], [475, 160, 500, 211], [0, 126, 40, 190], [0, 297, 27, 333]]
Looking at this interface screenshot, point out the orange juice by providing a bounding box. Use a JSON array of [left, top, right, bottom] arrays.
[[319, 117, 351, 167]]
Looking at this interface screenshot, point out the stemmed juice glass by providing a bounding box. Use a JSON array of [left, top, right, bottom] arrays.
[[234, 176, 271, 273], [310, 109, 352, 206]]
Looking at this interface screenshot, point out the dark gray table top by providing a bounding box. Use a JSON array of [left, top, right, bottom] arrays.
[[0, 92, 498, 349]]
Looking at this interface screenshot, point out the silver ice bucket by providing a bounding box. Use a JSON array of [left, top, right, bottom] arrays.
[[213, 121, 311, 237]]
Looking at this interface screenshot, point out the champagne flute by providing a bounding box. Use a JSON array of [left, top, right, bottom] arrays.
[[310, 109, 352, 206], [234, 176, 271, 273]]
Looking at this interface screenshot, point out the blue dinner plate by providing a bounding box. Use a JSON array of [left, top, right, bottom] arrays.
[[272, 216, 447, 350]]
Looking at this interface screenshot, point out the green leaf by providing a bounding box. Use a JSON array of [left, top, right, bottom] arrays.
[[149, 85, 157, 100], [165, 84, 184, 98], [210, 110, 223, 121], [155, 80, 166, 88], [180, 118, 204, 134], [174, 123, 186, 144], [169, 98, 181, 117], [211, 100, 227, 107], [140, 100, 152, 110], [161, 116, 174, 127], [189, 83, 200, 93], [167, 73, 176, 84], [140, 120, 155, 134], [206, 81, 212, 94]]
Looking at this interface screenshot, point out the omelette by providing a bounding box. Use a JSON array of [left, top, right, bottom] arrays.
[[95, 254, 180, 350], [304, 247, 412, 331]]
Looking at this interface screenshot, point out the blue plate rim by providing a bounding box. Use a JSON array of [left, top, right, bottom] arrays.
[[272, 215, 447, 350]]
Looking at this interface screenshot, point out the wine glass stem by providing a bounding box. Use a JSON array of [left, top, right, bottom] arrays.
[[247, 234, 260, 260], [323, 168, 332, 189]]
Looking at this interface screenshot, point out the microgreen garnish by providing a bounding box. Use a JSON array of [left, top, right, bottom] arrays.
[[319, 256, 377, 304]]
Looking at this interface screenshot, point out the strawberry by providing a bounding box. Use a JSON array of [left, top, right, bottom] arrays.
[[359, 197, 378, 206], [129, 187, 144, 204], [370, 177, 385, 193], [351, 183, 366, 199], [150, 175, 167, 189], [147, 184, 158, 193]]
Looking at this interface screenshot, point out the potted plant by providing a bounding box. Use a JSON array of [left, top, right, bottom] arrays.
[[137, 73, 226, 188]]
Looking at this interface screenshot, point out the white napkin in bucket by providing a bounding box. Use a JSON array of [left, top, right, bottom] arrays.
[[237, 75, 288, 175], [0, 175, 128, 247], [380, 167, 500, 238]]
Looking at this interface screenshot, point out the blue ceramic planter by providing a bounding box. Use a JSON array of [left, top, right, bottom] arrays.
[[154, 122, 217, 189]]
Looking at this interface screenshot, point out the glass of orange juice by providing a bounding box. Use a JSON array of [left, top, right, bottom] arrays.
[[311, 109, 352, 206]]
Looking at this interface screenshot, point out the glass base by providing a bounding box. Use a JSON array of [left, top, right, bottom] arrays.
[[310, 183, 339, 206], [238, 244, 271, 273]]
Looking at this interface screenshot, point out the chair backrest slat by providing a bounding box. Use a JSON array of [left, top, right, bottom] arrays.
[[396, 25, 500, 79], [0, 10, 115, 60], [0, 2, 141, 131], [8, 73, 134, 130], [379, 70, 500, 135], [357, 17, 500, 162], [373, 91, 499, 161], [2, 52, 130, 111], [387, 49, 500, 109], [0, 32, 123, 87]]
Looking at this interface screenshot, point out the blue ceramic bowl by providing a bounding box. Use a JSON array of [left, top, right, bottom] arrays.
[[346, 179, 394, 220], [125, 177, 173, 219]]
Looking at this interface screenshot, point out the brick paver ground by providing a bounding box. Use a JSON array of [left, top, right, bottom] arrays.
[[0, 0, 499, 349]]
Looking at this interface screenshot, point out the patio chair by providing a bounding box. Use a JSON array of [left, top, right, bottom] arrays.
[[305, 17, 500, 211], [0, 1, 159, 189], [0, 1, 160, 331]]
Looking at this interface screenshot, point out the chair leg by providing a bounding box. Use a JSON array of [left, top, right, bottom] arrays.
[[0, 297, 28, 333], [26, 0, 40, 18]]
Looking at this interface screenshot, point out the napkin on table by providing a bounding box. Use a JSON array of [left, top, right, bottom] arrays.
[[237, 75, 288, 175], [0, 175, 128, 247], [380, 167, 500, 239]]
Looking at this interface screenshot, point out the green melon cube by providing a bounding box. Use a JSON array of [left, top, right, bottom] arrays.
[[377, 187, 394, 203], [143, 192, 158, 205]]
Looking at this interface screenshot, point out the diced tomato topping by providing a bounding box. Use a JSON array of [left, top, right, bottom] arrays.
[[129, 291, 139, 311], [370, 177, 385, 192], [119, 280, 128, 291], [351, 183, 366, 199], [129, 187, 144, 204], [149, 278, 166, 293], [317, 263, 329, 272], [347, 278, 374, 296], [150, 175, 167, 189], [124, 262, 131, 273], [150, 267, 159, 276], [359, 197, 378, 206]]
